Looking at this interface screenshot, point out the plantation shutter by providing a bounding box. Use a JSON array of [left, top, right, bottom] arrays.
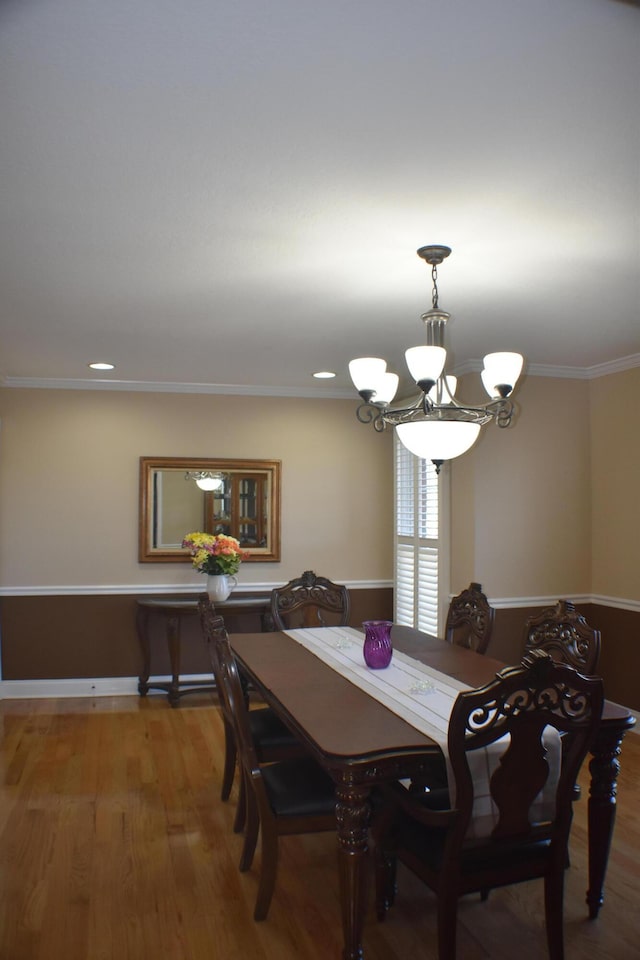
[[394, 436, 441, 634]]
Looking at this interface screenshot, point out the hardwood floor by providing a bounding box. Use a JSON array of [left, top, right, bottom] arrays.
[[0, 693, 638, 960]]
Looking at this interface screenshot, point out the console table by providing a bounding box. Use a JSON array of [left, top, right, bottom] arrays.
[[136, 592, 271, 706]]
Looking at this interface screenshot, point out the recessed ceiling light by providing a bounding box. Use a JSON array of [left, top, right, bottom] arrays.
[[88, 361, 115, 371], [313, 370, 336, 379]]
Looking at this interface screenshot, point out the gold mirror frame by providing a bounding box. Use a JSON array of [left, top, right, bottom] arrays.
[[139, 456, 281, 563]]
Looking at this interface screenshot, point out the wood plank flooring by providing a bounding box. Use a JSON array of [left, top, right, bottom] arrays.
[[0, 693, 638, 960]]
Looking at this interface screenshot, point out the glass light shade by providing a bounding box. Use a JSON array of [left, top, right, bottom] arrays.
[[404, 346, 446, 384], [395, 420, 481, 461], [195, 476, 224, 492], [373, 371, 399, 404], [482, 352, 523, 394], [480, 369, 500, 398], [428, 375, 458, 402], [348, 357, 387, 392]]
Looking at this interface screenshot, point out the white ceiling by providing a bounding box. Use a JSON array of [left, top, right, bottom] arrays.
[[1, 0, 639, 399]]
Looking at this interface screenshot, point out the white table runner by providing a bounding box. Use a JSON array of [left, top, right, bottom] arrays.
[[284, 626, 560, 837], [284, 626, 466, 748]]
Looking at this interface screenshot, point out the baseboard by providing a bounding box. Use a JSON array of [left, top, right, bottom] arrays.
[[1, 672, 637, 722], [0, 673, 211, 700]]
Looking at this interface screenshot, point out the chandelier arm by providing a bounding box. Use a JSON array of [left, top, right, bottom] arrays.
[[487, 397, 515, 428], [379, 391, 514, 423], [355, 402, 387, 431]]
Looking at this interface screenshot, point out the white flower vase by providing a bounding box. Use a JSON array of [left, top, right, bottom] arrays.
[[207, 574, 238, 603]]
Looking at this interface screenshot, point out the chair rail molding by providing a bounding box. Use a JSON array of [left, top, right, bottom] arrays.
[[0, 580, 394, 597]]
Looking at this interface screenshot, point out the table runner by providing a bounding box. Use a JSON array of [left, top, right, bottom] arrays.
[[284, 626, 467, 746], [284, 626, 560, 838]]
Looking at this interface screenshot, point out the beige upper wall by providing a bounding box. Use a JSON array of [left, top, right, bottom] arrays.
[[451, 374, 592, 599], [0, 388, 394, 589], [590, 367, 640, 601], [2, 368, 637, 602]]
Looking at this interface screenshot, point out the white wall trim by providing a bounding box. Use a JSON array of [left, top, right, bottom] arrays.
[[0, 674, 210, 700], [488, 594, 593, 609], [1, 673, 637, 722], [588, 594, 640, 613], [0, 580, 393, 597], [1, 586, 635, 610], [454, 354, 640, 381], [483, 594, 640, 614], [0, 375, 355, 399], [2, 353, 639, 395]]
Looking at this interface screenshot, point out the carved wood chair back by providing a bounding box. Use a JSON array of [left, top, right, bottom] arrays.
[[374, 650, 604, 960], [523, 599, 601, 675], [444, 582, 495, 655], [270, 570, 350, 631]]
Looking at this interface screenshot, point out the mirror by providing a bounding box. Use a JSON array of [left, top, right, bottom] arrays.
[[139, 457, 281, 563]]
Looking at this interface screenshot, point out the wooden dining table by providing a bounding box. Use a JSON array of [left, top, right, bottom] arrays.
[[230, 625, 636, 960]]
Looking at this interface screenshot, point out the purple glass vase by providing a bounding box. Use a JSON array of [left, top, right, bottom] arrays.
[[362, 620, 393, 669]]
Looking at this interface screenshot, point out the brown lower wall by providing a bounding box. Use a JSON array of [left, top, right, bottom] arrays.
[[0, 588, 394, 682], [485, 602, 640, 712], [1, 593, 637, 711]]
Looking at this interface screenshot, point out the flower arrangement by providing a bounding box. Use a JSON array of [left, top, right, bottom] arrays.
[[182, 532, 250, 576]]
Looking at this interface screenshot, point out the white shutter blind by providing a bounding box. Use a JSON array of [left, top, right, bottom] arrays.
[[395, 543, 415, 625], [394, 437, 440, 632], [395, 441, 414, 537], [417, 546, 439, 635], [418, 458, 439, 540]]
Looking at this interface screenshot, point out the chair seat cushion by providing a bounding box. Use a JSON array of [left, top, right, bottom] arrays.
[[396, 807, 551, 877], [262, 757, 337, 818]]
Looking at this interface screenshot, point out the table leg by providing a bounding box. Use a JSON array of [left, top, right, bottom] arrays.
[[586, 724, 629, 918], [335, 782, 371, 960], [136, 606, 151, 696], [166, 613, 182, 708]]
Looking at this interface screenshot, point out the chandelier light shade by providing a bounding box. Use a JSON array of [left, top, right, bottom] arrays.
[[396, 421, 482, 461], [349, 244, 524, 471], [185, 470, 226, 492]]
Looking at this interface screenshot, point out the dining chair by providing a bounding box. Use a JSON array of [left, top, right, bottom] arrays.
[[444, 581, 495, 655], [215, 621, 338, 920], [523, 599, 601, 675], [270, 569, 350, 631], [523, 600, 602, 805], [198, 600, 304, 831], [373, 649, 604, 960]]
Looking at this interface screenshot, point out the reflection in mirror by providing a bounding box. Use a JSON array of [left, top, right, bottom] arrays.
[[139, 457, 281, 562]]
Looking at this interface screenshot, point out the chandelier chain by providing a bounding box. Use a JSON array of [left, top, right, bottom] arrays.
[[431, 263, 439, 309]]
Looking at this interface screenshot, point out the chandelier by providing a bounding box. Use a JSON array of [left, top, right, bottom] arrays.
[[348, 244, 524, 472]]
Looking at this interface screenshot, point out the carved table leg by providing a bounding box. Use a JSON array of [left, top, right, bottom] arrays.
[[335, 782, 371, 960], [586, 724, 630, 918], [136, 606, 151, 696], [166, 613, 182, 707]]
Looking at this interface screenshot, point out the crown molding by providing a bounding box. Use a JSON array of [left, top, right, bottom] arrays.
[[2, 354, 639, 395], [455, 353, 640, 381], [582, 353, 640, 378], [0, 375, 355, 399]]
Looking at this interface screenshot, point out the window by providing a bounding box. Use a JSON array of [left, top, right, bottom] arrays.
[[394, 436, 444, 635]]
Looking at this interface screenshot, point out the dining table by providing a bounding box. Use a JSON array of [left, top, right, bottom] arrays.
[[230, 624, 636, 960]]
